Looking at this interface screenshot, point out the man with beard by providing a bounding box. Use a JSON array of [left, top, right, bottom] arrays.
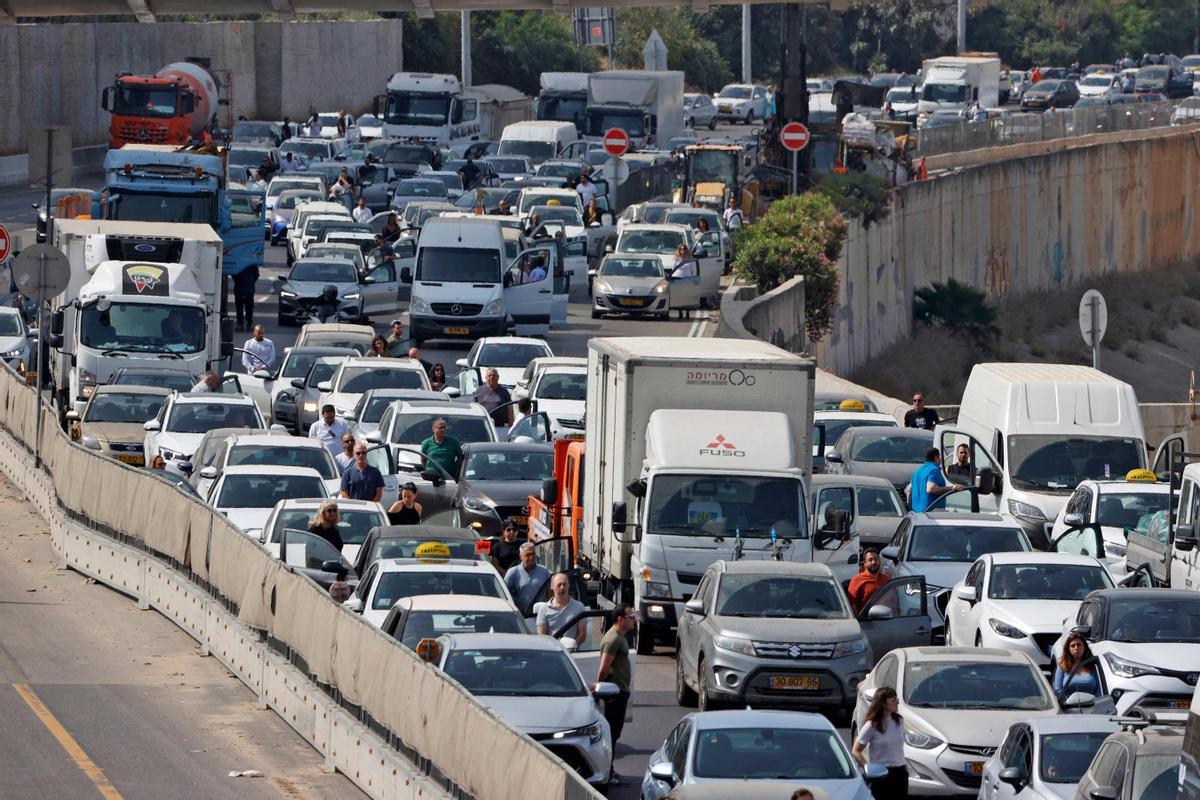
[[848, 548, 890, 614]]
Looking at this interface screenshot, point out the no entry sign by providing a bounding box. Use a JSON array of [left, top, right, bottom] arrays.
[[0, 225, 10, 262], [780, 122, 811, 152], [603, 128, 630, 157]]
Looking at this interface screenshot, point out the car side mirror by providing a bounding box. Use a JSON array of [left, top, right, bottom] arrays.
[[1070, 624, 1092, 640], [1089, 788, 1118, 800], [361, 275, 376, 285], [343, 596, 364, 613], [541, 477, 558, 504], [290, 378, 306, 390], [953, 584, 977, 603], [252, 369, 272, 380], [1063, 511, 1085, 527], [880, 546, 899, 562], [365, 431, 382, 443], [603, 242, 615, 253], [1061, 691, 1096, 709], [442, 386, 461, 398], [421, 470, 444, 486], [862, 763, 888, 782], [825, 450, 843, 464], [177, 461, 193, 475], [455, 358, 468, 368], [866, 604, 894, 621], [998, 766, 1026, 787], [143, 420, 161, 432], [199, 466, 218, 479], [317, 381, 332, 392], [683, 598, 705, 616], [648, 762, 675, 784], [592, 681, 620, 699]]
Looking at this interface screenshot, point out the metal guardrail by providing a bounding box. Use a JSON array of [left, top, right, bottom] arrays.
[[915, 101, 1182, 156]]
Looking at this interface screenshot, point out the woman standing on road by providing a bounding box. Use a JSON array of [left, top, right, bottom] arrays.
[[1054, 631, 1101, 698], [308, 499, 344, 552], [365, 335, 388, 358], [429, 363, 447, 392], [852, 687, 907, 798], [387, 482, 422, 525]]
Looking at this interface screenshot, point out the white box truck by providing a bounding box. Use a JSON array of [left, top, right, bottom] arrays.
[[49, 220, 230, 417], [582, 337, 845, 654], [917, 55, 1001, 116], [374, 73, 530, 151], [536, 72, 590, 134], [585, 70, 685, 149], [935, 363, 1146, 549]]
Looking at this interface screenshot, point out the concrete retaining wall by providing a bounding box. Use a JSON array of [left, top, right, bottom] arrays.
[[814, 126, 1200, 376], [0, 20, 403, 156], [715, 277, 806, 354]]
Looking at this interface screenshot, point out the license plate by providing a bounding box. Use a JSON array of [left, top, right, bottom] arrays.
[[565, 433, 585, 441], [965, 762, 984, 775], [1167, 699, 1191, 709], [511, 515, 528, 526], [719, 105, 732, 113], [444, 327, 469, 335], [769, 675, 819, 690], [618, 298, 642, 307], [115, 454, 144, 466]]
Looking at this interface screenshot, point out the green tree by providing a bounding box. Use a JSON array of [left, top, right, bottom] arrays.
[[815, 171, 890, 228], [474, 12, 598, 95], [732, 193, 847, 343], [842, 0, 957, 74], [913, 278, 999, 350], [968, 0, 1121, 67], [613, 9, 733, 92]]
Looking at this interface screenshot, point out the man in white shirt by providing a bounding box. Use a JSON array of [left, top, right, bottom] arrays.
[[576, 173, 597, 207], [722, 196, 743, 228], [241, 324, 276, 374], [351, 197, 372, 224], [280, 153, 300, 174], [309, 405, 349, 457], [307, 116, 321, 137]]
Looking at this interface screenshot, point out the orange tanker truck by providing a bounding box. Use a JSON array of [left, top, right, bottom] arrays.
[[101, 58, 222, 149]]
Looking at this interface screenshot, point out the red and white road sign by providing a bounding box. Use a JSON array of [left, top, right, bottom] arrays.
[[0, 225, 10, 262], [603, 127, 630, 157], [780, 122, 811, 152]]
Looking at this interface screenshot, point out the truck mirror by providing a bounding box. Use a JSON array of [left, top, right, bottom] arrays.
[[220, 317, 234, 347], [977, 468, 998, 495], [611, 500, 627, 533], [541, 477, 558, 505], [49, 309, 65, 337], [220, 341, 234, 359], [101, 86, 112, 112], [1175, 524, 1197, 551]]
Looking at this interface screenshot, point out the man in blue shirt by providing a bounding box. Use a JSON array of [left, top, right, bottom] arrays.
[[504, 543, 550, 612], [909, 448, 955, 512], [340, 442, 384, 502]]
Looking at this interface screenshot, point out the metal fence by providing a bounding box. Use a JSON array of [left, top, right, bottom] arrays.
[[916, 101, 1182, 157]]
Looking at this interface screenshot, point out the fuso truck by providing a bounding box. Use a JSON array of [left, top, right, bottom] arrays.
[[584, 70, 684, 149], [917, 55, 1001, 116], [582, 337, 828, 654], [48, 220, 231, 418]]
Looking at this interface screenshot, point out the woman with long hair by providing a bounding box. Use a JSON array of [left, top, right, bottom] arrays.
[[852, 686, 907, 798], [429, 363, 447, 391], [1054, 631, 1101, 697], [307, 499, 343, 552], [365, 334, 388, 357]]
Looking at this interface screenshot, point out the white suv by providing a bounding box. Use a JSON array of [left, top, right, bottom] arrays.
[[143, 392, 266, 474]]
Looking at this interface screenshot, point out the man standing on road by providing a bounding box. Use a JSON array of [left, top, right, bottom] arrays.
[[473, 368, 513, 427], [335, 433, 355, 473], [504, 543, 550, 612], [490, 519, 523, 573], [280, 153, 299, 174], [241, 324, 276, 374], [384, 319, 409, 358], [596, 605, 636, 786], [281, 116, 293, 140], [309, 405, 349, 458], [458, 156, 481, 190], [420, 417, 463, 477], [946, 443, 974, 486], [848, 548, 890, 614], [909, 447, 954, 512], [191, 371, 219, 393], [380, 213, 402, 244], [340, 441, 384, 502], [577, 173, 597, 207], [904, 392, 939, 429], [352, 196, 372, 224], [722, 196, 743, 229], [232, 264, 260, 332], [537, 572, 588, 643]]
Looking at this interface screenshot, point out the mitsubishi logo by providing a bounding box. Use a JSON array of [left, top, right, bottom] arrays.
[[706, 435, 736, 449], [700, 434, 745, 458], [450, 304, 462, 315]]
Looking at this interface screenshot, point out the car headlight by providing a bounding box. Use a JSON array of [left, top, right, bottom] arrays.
[[988, 618, 1027, 639], [653, 281, 669, 295], [462, 495, 493, 512], [714, 635, 756, 656], [481, 298, 503, 316], [904, 724, 944, 749], [280, 288, 298, 299], [159, 447, 186, 461], [1104, 652, 1160, 678], [302, 401, 318, 413], [80, 369, 97, 399], [277, 390, 295, 404], [594, 281, 613, 295], [409, 296, 431, 314], [1, 348, 23, 358], [832, 638, 869, 658], [343, 293, 360, 301], [1008, 499, 1047, 521], [80, 434, 102, 450], [553, 719, 604, 745]]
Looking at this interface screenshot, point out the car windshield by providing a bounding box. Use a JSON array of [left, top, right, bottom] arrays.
[[107, 191, 216, 225], [849, 433, 930, 463], [535, 372, 585, 400], [599, 257, 663, 278], [1131, 753, 1182, 800], [909, 525, 1027, 561], [903, 661, 1053, 709], [618, 230, 685, 255], [370, 570, 507, 610], [1006, 436, 1143, 492], [1137, 67, 1168, 81], [444, 646, 585, 696], [277, 192, 320, 210], [396, 180, 447, 198], [1106, 597, 1200, 642], [337, 366, 425, 393], [922, 83, 969, 103], [520, 193, 579, 214], [84, 393, 166, 423], [646, 475, 806, 539], [478, 343, 548, 367], [988, 563, 1112, 600], [168, 402, 259, 434], [368, 536, 478, 565], [428, 174, 463, 192], [886, 88, 917, 102], [858, 487, 904, 517], [217, 474, 327, 508], [692, 726, 855, 780], [275, 530, 348, 570], [415, 246, 501, 283], [361, 395, 412, 423], [391, 414, 492, 445], [289, 261, 358, 283], [462, 450, 553, 481], [719, 86, 753, 99], [485, 158, 529, 174], [227, 445, 337, 480], [306, 246, 360, 264], [112, 86, 178, 116], [228, 149, 270, 168], [1032, 80, 1063, 91], [384, 93, 451, 126], [280, 140, 331, 159], [233, 122, 277, 140], [497, 140, 556, 161], [1039, 732, 1110, 784], [1080, 76, 1114, 87], [80, 303, 205, 354], [269, 179, 321, 198], [1095, 490, 1169, 529], [536, 163, 581, 179], [716, 574, 847, 619], [818, 419, 897, 453], [271, 508, 380, 545], [399, 610, 525, 648], [687, 150, 738, 185], [664, 211, 721, 231], [535, 207, 582, 225]]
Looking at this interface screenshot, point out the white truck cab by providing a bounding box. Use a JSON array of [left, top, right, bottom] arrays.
[[498, 121, 580, 167], [375, 73, 480, 149]]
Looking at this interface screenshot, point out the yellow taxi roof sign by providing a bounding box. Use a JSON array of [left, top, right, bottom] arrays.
[[415, 541, 452, 560], [1125, 469, 1156, 483], [415, 637, 443, 663], [839, 399, 866, 412]]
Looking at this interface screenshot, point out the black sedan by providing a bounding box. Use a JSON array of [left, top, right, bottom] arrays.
[[1021, 79, 1080, 111], [1134, 66, 1195, 99], [454, 442, 555, 536]]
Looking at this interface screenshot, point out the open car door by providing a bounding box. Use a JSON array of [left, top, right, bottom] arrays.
[[360, 259, 403, 318], [857, 575, 933, 664], [390, 444, 457, 517], [550, 239, 570, 326], [504, 245, 554, 336], [936, 426, 1007, 517]]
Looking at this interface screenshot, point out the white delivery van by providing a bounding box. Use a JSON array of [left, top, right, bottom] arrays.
[[497, 121, 579, 167], [935, 363, 1146, 549], [405, 217, 558, 345]]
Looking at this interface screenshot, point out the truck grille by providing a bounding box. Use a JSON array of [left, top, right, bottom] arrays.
[[107, 442, 144, 453], [431, 303, 483, 316], [949, 744, 996, 758], [116, 121, 170, 143], [754, 641, 836, 659]]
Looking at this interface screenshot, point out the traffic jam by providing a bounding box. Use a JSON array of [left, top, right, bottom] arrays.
[[5, 59, 1199, 800]]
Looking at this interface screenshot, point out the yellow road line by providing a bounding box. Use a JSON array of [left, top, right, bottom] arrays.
[[11, 682, 124, 800]]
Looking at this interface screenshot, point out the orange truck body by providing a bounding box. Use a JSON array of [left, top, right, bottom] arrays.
[[102, 61, 221, 150], [528, 439, 586, 553]]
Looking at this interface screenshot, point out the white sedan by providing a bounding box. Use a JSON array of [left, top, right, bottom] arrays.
[[455, 336, 554, 388], [1049, 475, 1170, 560], [944, 552, 1113, 669], [206, 465, 329, 538], [1076, 73, 1122, 98]]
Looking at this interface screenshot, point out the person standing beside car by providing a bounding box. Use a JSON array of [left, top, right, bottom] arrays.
[[472, 368, 513, 427], [852, 687, 908, 798], [848, 548, 890, 614], [307, 500, 344, 552], [596, 605, 636, 786], [904, 392, 939, 429], [909, 448, 954, 512], [1053, 631, 1101, 698], [340, 441, 384, 503], [490, 519, 523, 572], [537, 572, 588, 643]]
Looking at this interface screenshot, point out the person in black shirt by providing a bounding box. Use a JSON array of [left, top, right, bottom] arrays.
[[308, 500, 344, 552], [490, 519, 522, 572], [459, 156, 481, 189], [387, 482, 423, 525], [904, 392, 940, 430]]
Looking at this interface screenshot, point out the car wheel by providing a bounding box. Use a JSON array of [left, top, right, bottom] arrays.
[[591, 309, 602, 320], [636, 622, 655, 655], [697, 656, 717, 711], [675, 650, 697, 707], [687, 117, 695, 129], [708, 115, 717, 130], [944, 623, 953, 646]]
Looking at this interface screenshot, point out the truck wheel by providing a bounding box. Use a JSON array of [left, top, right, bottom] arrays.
[[635, 622, 655, 655], [675, 649, 697, 707]]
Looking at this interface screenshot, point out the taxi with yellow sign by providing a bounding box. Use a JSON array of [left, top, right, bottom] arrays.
[[343, 555, 517, 629], [812, 401, 898, 474], [1049, 469, 1171, 561]]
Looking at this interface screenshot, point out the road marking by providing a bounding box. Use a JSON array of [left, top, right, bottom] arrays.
[[11, 683, 125, 800], [255, 294, 271, 303], [687, 311, 712, 338]]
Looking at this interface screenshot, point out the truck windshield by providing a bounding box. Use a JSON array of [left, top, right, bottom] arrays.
[[921, 83, 968, 103], [80, 303, 205, 355], [687, 151, 738, 186], [537, 96, 587, 126], [1006, 436, 1143, 492], [586, 111, 645, 137], [112, 86, 178, 117], [497, 140, 556, 162], [415, 246, 501, 283], [646, 475, 806, 539], [384, 92, 451, 126], [107, 191, 216, 225]]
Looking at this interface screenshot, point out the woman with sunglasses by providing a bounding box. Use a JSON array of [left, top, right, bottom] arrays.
[[308, 499, 344, 551], [491, 518, 522, 572]]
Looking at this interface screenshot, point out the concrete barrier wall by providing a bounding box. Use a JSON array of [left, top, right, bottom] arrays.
[[814, 126, 1200, 376], [0, 20, 403, 156], [715, 277, 806, 354]]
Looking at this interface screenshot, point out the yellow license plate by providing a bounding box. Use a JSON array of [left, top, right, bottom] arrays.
[[1168, 699, 1191, 709], [511, 515, 528, 526], [115, 454, 144, 466], [444, 327, 469, 335], [770, 676, 819, 690], [965, 762, 984, 775], [618, 298, 642, 307]]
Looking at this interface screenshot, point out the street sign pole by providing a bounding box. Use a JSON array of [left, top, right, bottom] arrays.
[[33, 251, 46, 468], [1078, 288, 1107, 372], [1089, 293, 1100, 370], [13, 243, 71, 470], [791, 149, 798, 196]]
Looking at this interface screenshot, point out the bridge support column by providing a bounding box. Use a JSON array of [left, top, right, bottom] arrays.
[[461, 10, 472, 87]]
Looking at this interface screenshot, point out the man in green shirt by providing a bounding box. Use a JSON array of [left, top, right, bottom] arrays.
[[420, 417, 462, 477], [384, 319, 409, 358], [596, 604, 636, 785]]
